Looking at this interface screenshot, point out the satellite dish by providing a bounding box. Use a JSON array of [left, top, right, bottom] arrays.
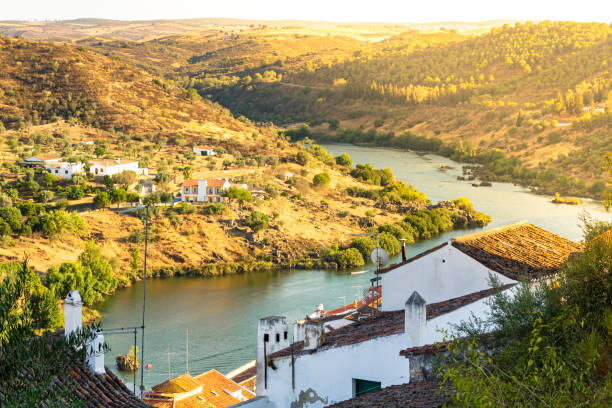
[[370, 247, 389, 268]]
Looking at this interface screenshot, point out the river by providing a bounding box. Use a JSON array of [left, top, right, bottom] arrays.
[[95, 144, 612, 390]]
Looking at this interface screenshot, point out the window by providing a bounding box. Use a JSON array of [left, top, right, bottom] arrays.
[[55, 170, 59, 174], [353, 379, 381, 397], [275, 333, 280, 343], [264, 334, 269, 342], [65, 170, 68, 174], [215, 188, 220, 194], [192, 187, 197, 194], [284, 331, 288, 340], [184, 187, 189, 193], [208, 188, 213, 194]]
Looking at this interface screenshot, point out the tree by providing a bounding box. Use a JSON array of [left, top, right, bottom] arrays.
[[102, 175, 114, 190], [223, 188, 253, 203], [93, 145, 105, 158], [35, 190, 54, 203], [93, 192, 110, 208], [351, 237, 376, 259], [45, 173, 58, 187], [110, 188, 127, 205], [246, 211, 269, 232], [111, 171, 137, 187], [313, 173, 331, 187], [182, 166, 192, 180], [0, 207, 22, 232], [335, 248, 365, 268], [335, 153, 353, 168], [0, 192, 13, 208]]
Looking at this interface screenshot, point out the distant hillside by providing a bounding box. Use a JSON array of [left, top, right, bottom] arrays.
[[0, 35, 249, 135]]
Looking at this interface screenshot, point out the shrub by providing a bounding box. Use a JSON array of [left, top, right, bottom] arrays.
[[93, 192, 110, 208], [335, 153, 353, 168], [264, 184, 279, 198], [203, 203, 227, 215], [296, 151, 309, 165], [335, 248, 365, 268], [0, 207, 22, 231], [224, 187, 252, 203], [378, 232, 401, 255], [351, 237, 376, 259], [246, 211, 269, 232], [313, 173, 331, 187], [65, 185, 84, 200]]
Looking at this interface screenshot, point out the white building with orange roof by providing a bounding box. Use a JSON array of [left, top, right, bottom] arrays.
[[193, 145, 216, 156], [89, 158, 147, 177], [181, 179, 231, 203]]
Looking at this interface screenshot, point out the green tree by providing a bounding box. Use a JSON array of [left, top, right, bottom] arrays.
[[296, 151, 309, 166], [246, 211, 269, 232], [335, 248, 365, 268], [335, 153, 353, 168], [224, 187, 253, 203], [93, 192, 110, 209], [45, 173, 58, 187]]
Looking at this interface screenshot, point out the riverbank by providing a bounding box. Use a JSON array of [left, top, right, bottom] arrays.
[[304, 127, 608, 201]]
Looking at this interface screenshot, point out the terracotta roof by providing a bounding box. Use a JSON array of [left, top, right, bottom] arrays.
[[324, 381, 452, 408], [268, 286, 511, 359], [399, 341, 451, 358], [238, 376, 256, 394], [228, 364, 256, 384], [151, 373, 201, 394], [144, 370, 254, 408], [194, 145, 213, 150], [451, 221, 583, 280], [206, 179, 228, 188], [182, 179, 199, 187]]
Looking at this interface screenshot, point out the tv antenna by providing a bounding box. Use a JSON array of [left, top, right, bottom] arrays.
[[347, 231, 387, 314], [118, 204, 151, 397], [166, 345, 175, 381]]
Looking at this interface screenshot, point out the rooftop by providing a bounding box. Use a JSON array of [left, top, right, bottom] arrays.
[[182, 179, 199, 187], [452, 221, 583, 279], [324, 380, 452, 408], [181, 179, 229, 188], [144, 369, 254, 408], [194, 145, 213, 150], [25, 153, 62, 161], [268, 285, 513, 360], [90, 158, 138, 166], [381, 222, 582, 280]]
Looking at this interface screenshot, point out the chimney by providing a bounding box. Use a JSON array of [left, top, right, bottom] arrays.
[[64, 290, 83, 339], [400, 239, 407, 262], [256, 316, 289, 396], [303, 321, 324, 351], [405, 291, 426, 347], [86, 328, 106, 375]]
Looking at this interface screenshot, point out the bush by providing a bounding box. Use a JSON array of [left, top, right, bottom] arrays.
[[93, 192, 110, 208], [65, 185, 84, 200], [264, 184, 279, 198], [378, 232, 401, 255], [224, 187, 252, 203], [335, 248, 365, 268], [351, 164, 395, 186], [296, 151, 309, 165], [203, 203, 227, 215], [335, 153, 353, 167], [0, 207, 22, 231], [35, 190, 54, 203], [351, 237, 376, 259], [246, 211, 269, 232], [313, 173, 331, 187]]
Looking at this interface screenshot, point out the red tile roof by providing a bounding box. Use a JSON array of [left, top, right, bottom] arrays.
[[451, 221, 583, 280], [381, 222, 582, 280], [268, 286, 511, 360], [206, 179, 228, 188], [182, 179, 199, 187], [324, 380, 452, 408], [194, 145, 213, 150]]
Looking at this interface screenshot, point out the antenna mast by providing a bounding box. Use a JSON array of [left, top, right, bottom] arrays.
[[140, 205, 149, 397], [186, 328, 189, 374]]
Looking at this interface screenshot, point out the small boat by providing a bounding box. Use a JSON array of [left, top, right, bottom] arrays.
[[351, 270, 369, 275]]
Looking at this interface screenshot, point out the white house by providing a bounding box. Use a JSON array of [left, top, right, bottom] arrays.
[[45, 161, 85, 180], [21, 153, 62, 167], [380, 221, 582, 311], [235, 222, 581, 408], [181, 179, 231, 203], [89, 158, 147, 177], [193, 145, 216, 156]]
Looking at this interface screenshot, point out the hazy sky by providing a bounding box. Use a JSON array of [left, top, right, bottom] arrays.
[[2, 0, 611, 23]]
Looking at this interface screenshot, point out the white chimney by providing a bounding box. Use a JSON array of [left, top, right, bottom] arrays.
[[256, 316, 289, 396], [405, 291, 426, 347], [303, 321, 324, 351], [64, 290, 83, 339], [86, 328, 106, 375]]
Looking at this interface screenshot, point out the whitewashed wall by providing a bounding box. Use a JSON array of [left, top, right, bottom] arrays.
[[382, 244, 516, 311]]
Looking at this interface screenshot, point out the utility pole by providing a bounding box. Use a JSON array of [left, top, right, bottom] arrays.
[[140, 205, 149, 397], [185, 328, 189, 374]]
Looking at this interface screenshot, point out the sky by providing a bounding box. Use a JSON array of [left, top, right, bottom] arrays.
[[1, 0, 611, 23]]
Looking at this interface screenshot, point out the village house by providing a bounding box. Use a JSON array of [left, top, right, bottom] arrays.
[[21, 153, 63, 167], [193, 145, 216, 156], [89, 158, 148, 177], [181, 179, 231, 203], [380, 221, 582, 311], [233, 222, 581, 408], [143, 369, 255, 408], [45, 161, 85, 180]]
